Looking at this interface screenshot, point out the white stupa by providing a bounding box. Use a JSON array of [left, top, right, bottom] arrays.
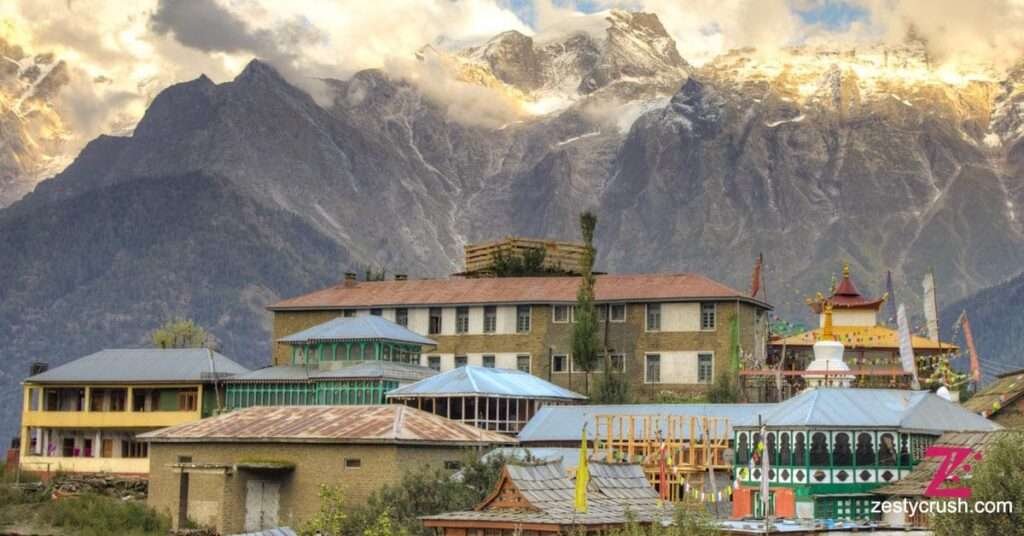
[[804, 302, 854, 388]]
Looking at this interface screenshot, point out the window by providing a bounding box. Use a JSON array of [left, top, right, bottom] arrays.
[[123, 439, 148, 458], [483, 306, 497, 333], [369, 308, 382, 316], [516, 354, 531, 373], [698, 353, 713, 383], [609, 353, 626, 373], [552, 354, 569, 373], [454, 355, 468, 368], [646, 303, 661, 331], [177, 390, 197, 411], [444, 460, 463, 470], [177, 455, 193, 464], [553, 304, 571, 323], [701, 303, 716, 330], [343, 309, 356, 318], [395, 308, 408, 327], [429, 307, 442, 334], [645, 354, 661, 383], [610, 304, 626, 322], [597, 304, 608, 322], [516, 305, 531, 333], [427, 356, 441, 371], [345, 458, 362, 468], [482, 355, 496, 368], [456, 306, 469, 333]]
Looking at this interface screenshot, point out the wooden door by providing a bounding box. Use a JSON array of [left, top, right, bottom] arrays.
[[244, 480, 280, 531], [100, 439, 113, 458]]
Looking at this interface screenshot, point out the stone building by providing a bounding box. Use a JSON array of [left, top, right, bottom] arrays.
[[142, 405, 513, 533], [269, 273, 771, 399], [18, 349, 248, 475]]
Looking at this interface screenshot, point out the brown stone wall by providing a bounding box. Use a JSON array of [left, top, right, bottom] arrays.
[[270, 301, 764, 399], [148, 442, 474, 533]]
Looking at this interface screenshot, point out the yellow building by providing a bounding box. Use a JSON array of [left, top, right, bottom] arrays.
[[19, 349, 248, 475], [744, 265, 957, 400]]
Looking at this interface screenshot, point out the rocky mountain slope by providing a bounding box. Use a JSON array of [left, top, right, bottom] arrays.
[[941, 270, 1024, 383], [1, 10, 1023, 440]]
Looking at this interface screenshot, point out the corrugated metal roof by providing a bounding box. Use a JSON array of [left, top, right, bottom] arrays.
[[25, 349, 249, 384], [270, 273, 771, 310], [226, 362, 438, 383], [741, 388, 1001, 433], [140, 405, 516, 446], [874, 431, 1015, 497], [278, 316, 436, 346], [517, 403, 776, 443], [386, 365, 586, 400]]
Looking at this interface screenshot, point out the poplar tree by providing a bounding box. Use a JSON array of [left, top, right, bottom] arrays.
[[572, 211, 599, 394]]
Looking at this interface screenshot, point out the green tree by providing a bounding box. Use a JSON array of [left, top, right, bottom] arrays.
[[300, 484, 348, 536], [707, 371, 739, 403], [150, 318, 214, 349], [932, 432, 1024, 536], [572, 211, 600, 395], [492, 246, 550, 276]]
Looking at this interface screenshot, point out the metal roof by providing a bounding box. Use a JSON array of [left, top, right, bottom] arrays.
[[278, 315, 436, 346], [738, 388, 1001, 433], [386, 365, 587, 400], [25, 349, 249, 384], [963, 369, 1024, 418], [140, 405, 516, 446], [225, 362, 437, 383], [517, 403, 776, 443], [270, 273, 772, 310]]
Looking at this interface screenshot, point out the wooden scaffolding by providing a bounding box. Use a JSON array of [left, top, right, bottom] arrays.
[[594, 414, 732, 502]]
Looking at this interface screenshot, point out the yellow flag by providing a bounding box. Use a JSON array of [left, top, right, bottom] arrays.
[[575, 426, 589, 513]]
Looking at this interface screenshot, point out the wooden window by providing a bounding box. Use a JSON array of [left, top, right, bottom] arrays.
[[456, 307, 469, 333], [345, 458, 361, 468], [427, 356, 441, 371], [553, 305, 571, 323], [178, 390, 198, 411], [429, 308, 443, 334], [369, 308, 382, 316], [483, 306, 497, 333], [551, 354, 569, 373], [698, 353, 713, 383], [516, 305, 531, 333], [123, 439, 148, 458], [645, 354, 661, 383], [395, 308, 408, 327], [701, 303, 716, 330], [610, 304, 626, 322], [482, 355, 496, 368], [454, 355, 468, 368], [609, 353, 626, 373], [516, 355, 531, 373], [596, 304, 608, 321], [646, 303, 661, 331]]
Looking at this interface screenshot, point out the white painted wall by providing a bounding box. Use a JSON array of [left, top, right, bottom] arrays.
[[644, 351, 714, 384], [824, 309, 877, 327], [661, 303, 702, 332], [408, 308, 430, 334]]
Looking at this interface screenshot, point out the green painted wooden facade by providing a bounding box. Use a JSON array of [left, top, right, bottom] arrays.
[[225, 379, 401, 409], [289, 341, 422, 365]]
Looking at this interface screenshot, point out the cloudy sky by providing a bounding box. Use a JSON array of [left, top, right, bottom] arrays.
[[2, 0, 1023, 155]]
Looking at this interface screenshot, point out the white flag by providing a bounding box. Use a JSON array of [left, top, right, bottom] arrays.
[[922, 273, 939, 342], [897, 304, 921, 390]]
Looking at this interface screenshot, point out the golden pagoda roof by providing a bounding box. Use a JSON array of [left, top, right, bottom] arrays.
[[771, 325, 957, 351]]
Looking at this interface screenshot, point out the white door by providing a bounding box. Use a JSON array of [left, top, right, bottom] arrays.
[[244, 480, 280, 531]]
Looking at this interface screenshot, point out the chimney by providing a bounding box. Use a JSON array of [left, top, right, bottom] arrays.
[[344, 272, 358, 287], [30, 362, 48, 376], [395, 274, 408, 281]]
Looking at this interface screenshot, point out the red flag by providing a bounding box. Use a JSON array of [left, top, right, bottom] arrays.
[[962, 313, 982, 383], [750, 253, 763, 298]]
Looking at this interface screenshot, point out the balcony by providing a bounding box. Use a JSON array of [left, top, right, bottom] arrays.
[[22, 385, 203, 429], [19, 455, 149, 475]]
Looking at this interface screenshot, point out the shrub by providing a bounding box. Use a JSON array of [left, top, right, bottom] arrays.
[[37, 493, 169, 536]]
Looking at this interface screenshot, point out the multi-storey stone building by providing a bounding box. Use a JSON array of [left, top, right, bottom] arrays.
[[269, 273, 771, 399]]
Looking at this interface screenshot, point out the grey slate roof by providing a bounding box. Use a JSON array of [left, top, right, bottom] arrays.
[[278, 316, 435, 346], [25, 349, 249, 384], [739, 388, 1001, 433], [226, 362, 437, 383], [517, 403, 775, 443], [386, 365, 586, 400]]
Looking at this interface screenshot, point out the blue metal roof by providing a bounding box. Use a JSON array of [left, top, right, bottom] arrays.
[[278, 316, 436, 346], [385, 365, 586, 400], [517, 403, 776, 443], [737, 388, 1001, 433], [25, 349, 249, 384]]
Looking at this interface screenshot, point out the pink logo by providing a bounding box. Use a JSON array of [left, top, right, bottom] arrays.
[[924, 446, 981, 498]]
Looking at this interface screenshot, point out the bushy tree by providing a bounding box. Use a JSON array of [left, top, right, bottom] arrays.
[[492, 246, 551, 276], [150, 318, 214, 349], [932, 432, 1024, 536], [707, 372, 739, 403], [300, 484, 348, 536]]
